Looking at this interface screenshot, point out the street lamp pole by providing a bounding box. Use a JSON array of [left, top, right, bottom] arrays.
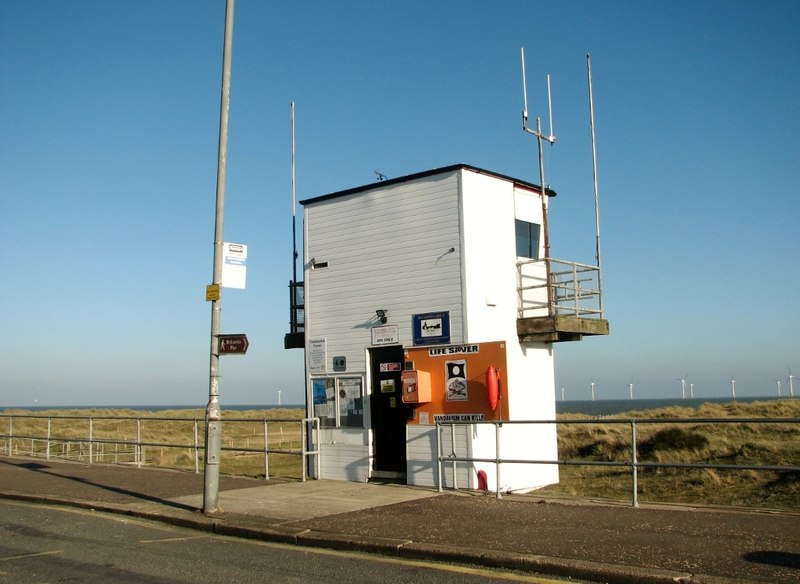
[[204, 0, 235, 515]]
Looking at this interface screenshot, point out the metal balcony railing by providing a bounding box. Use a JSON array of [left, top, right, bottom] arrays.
[[517, 258, 603, 319]]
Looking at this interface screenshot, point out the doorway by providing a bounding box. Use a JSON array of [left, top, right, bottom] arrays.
[[369, 345, 408, 477]]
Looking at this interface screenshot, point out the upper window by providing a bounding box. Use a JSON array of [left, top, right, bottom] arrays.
[[515, 219, 541, 259]]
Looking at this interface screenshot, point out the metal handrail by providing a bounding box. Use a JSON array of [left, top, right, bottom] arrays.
[[0, 413, 320, 482], [436, 416, 800, 507]]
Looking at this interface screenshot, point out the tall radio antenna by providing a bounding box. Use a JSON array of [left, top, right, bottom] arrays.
[[587, 53, 604, 316], [521, 46, 556, 314], [521, 47, 556, 142]]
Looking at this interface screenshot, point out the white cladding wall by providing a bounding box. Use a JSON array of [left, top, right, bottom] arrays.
[[304, 171, 465, 371], [460, 171, 522, 342], [304, 171, 466, 468], [459, 170, 548, 347]]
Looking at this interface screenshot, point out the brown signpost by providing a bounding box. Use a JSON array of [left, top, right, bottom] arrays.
[[218, 334, 249, 355]]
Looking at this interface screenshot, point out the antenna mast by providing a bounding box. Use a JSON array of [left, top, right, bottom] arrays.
[[521, 47, 556, 315], [587, 53, 604, 317]]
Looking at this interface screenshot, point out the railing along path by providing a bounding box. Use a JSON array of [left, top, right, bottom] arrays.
[[1, 413, 319, 481]]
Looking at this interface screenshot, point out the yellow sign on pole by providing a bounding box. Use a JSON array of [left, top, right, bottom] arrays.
[[206, 283, 221, 302]]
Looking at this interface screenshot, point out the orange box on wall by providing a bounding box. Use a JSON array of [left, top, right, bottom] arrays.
[[401, 369, 431, 404], [404, 340, 508, 424]]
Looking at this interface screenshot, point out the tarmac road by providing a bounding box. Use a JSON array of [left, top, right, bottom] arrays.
[[1, 499, 578, 584]]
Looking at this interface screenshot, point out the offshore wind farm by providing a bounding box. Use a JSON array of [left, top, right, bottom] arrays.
[[555, 369, 796, 415]]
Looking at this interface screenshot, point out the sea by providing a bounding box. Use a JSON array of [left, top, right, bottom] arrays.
[[556, 396, 790, 416], [3, 397, 791, 416]]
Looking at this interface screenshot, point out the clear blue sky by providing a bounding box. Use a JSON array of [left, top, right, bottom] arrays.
[[1, 1, 798, 407]]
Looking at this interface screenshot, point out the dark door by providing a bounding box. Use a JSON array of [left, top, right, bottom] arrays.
[[369, 345, 408, 475]]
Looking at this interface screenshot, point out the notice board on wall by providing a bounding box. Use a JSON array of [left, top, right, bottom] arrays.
[[404, 340, 508, 424]]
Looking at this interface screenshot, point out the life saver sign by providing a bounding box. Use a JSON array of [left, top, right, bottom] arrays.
[[486, 366, 499, 411]]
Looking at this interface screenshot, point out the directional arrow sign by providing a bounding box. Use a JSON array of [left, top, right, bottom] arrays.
[[218, 334, 249, 355]]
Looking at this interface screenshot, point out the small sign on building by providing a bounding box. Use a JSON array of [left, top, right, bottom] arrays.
[[332, 356, 346, 372], [412, 311, 450, 346], [371, 325, 399, 346], [308, 338, 327, 373]]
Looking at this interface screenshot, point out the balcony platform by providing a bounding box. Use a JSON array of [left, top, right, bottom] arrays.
[[517, 315, 610, 343], [284, 332, 305, 349]]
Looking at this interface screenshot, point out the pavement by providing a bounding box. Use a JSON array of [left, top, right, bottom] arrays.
[[1, 455, 798, 584]]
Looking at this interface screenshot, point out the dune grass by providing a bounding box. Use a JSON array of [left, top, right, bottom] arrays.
[[536, 399, 800, 508], [0, 407, 307, 479]]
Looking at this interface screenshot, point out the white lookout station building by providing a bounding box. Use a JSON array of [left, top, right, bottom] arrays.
[[284, 163, 608, 493]]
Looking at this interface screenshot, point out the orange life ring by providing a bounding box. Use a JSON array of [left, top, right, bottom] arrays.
[[486, 366, 499, 411]]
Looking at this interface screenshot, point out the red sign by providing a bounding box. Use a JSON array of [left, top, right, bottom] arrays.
[[218, 334, 249, 355]]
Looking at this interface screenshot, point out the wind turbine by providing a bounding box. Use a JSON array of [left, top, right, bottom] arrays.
[[590, 379, 596, 401], [777, 379, 782, 398], [560, 387, 566, 401], [730, 378, 736, 400], [677, 375, 687, 399], [628, 382, 634, 400], [689, 383, 695, 398], [277, 389, 282, 406], [789, 368, 795, 398]]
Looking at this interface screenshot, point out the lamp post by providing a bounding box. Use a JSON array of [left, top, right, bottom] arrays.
[[204, 0, 235, 515]]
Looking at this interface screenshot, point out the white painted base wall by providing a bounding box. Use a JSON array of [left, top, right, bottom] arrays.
[[407, 423, 559, 492], [407, 425, 471, 488], [317, 429, 370, 483], [472, 422, 559, 493]]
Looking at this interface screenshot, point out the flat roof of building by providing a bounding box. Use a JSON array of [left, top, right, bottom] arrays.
[[299, 163, 556, 206]]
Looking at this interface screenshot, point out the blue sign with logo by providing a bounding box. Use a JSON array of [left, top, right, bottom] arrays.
[[412, 311, 451, 346]]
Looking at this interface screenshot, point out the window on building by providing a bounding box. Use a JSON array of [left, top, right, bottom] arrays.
[[515, 219, 541, 259], [312, 378, 336, 428], [337, 377, 364, 428], [312, 376, 364, 428]]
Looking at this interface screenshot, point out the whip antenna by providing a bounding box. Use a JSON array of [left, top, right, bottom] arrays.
[[521, 47, 530, 122], [587, 53, 603, 316]]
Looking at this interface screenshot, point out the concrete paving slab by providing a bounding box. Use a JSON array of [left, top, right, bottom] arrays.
[[168, 480, 441, 521]]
